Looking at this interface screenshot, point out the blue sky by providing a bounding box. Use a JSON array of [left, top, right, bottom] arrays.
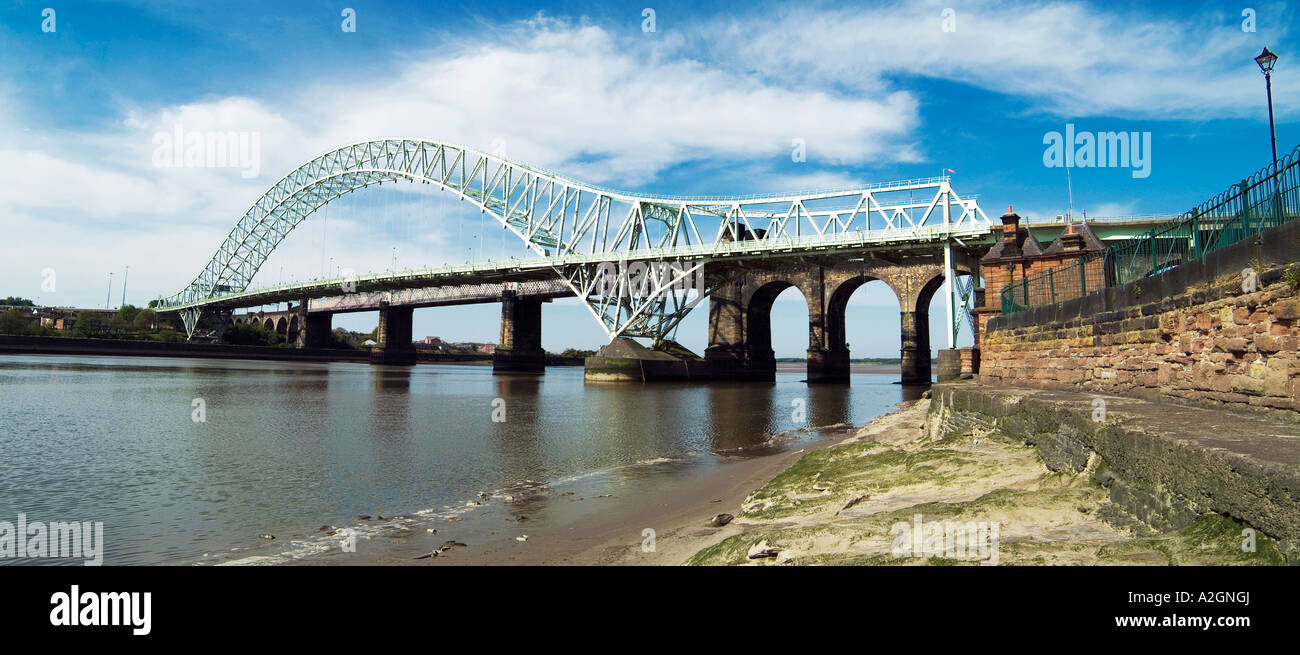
[[1, 0, 1296, 357]]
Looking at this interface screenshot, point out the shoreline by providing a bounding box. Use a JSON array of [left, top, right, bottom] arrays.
[[294, 391, 1294, 567], [277, 422, 880, 566]]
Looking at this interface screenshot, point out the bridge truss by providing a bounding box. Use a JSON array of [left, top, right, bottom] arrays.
[[158, 138, 991, 342]]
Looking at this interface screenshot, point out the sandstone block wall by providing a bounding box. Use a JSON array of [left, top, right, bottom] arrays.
[[982, 218, 1300, 420]]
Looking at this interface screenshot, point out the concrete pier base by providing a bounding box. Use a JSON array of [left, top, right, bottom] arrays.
[[370, 304, 416, 365], [298, 312, 333, 349], [493, 291, 545, 374], [703, 344, 748, 380], [936, 348, 962, 382], [807, 347, 850, 383], [585, 338, 713, 382]]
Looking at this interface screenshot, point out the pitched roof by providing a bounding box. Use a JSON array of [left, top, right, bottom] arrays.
[[1042, 220, 1106, 255], [981, 226, 1044, 261]]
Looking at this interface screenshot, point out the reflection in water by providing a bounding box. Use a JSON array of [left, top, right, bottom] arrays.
[[0, 355, 920, 564], [705, 383, 776, 451], [490, 374, 546, 522], [807, 384, 853, 427]]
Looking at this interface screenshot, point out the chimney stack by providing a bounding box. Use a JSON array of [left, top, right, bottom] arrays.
[[1000, 206, 1021, 243]]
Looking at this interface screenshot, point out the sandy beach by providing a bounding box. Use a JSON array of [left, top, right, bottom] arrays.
[[303, 394, 1289, 566], [303, 423, 861, 566]]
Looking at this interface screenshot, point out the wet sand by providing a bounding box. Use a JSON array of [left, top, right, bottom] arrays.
[[299, 425, 863, 566]]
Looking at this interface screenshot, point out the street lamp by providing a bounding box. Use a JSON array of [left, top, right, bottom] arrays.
[[1256, 47, 1280, 170]]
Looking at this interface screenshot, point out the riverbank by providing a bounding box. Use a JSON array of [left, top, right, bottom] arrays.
[[227, 383, 1291, 566], [275, 423, 863, 566], [0, 334, 584, 365], [687, 394, 1290, 565]]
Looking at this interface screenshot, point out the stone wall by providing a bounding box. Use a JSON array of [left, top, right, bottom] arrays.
[[981, 217, 1300, 420], [928, 384, 1300, 552]]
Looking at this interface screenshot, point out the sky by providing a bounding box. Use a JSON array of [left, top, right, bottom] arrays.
[[1, 0, 1296, 357]]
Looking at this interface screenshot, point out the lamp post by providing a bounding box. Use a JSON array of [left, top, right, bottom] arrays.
[[1256, 47, 1280, 170]]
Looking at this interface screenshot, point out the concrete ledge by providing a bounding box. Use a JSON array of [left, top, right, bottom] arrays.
[[492, 349, 546, 373], [930, 381, 1300, 554], [585, 338, 713, 382]]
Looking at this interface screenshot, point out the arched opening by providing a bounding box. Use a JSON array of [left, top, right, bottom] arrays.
[[916, 270, 982, 379], [826, 276, 901, 383], [263, 318, 275, 332], [287, 315, 300, 344], [274, 317, 287, 336], [745, 281, 806, 382]]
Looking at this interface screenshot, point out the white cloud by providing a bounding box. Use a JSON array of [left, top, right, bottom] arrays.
[[1, 2, 1290, 316], [712, 0, 1294, 120]]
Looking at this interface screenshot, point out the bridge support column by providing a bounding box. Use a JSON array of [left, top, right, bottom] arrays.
[[803, 271, 848, 383], [493, 291, 546, 373], [936, 348, 962, 382], [371, 303, 416, 365], [900, 310, 931, 384], [704, 277, 752, 379], [807, 347, 850, 383], [298, 312, 333, 349]]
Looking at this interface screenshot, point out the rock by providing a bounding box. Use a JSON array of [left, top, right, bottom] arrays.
[[707, 513, 734, 527], [515, 535, 528, 542], [260, 534, 275, 540], [516, 516, 528, 522], [811, 484, 829, 492], [839, 495, 868, 512], [356, 515, 371, 521], [439, 540, 468, 552], [413, 551, 439, 560], [376, 515, 386, 520], [318, 525, 332, 532], [560, 492, 574, 496], [426, 528, 437, 534], [748, 548, 781, 559], [466, 501, 481, 507]]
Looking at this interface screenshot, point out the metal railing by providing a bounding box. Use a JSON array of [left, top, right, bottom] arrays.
[[1002, 143, 1300, 314]]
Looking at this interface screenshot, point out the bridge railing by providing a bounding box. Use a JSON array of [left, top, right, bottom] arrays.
[[1001, 143, 1300, 315]]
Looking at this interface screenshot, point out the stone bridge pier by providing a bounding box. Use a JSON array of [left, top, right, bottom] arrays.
[[371, 302, 416, 365], [492, 290, 547, 373], [704, 259, 968, 384]]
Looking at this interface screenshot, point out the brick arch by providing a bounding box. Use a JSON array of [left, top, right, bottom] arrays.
[[263, 318, 275, 331], [825, 275, 898, 352], [288, 315, 300, 343], [274, 317, 288, 336], [743, 280, 808, 378]]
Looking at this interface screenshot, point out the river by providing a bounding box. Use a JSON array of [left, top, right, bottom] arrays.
[[0, 354, 921, 565]]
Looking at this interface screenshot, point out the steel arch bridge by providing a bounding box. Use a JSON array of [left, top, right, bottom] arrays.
[[157, 138, 991, 341]]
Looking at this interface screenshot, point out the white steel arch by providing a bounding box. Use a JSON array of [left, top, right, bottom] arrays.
[[160, 138, 990, 341]]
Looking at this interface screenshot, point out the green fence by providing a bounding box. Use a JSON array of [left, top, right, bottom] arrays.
[[1002, 143, 1300, 315]]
